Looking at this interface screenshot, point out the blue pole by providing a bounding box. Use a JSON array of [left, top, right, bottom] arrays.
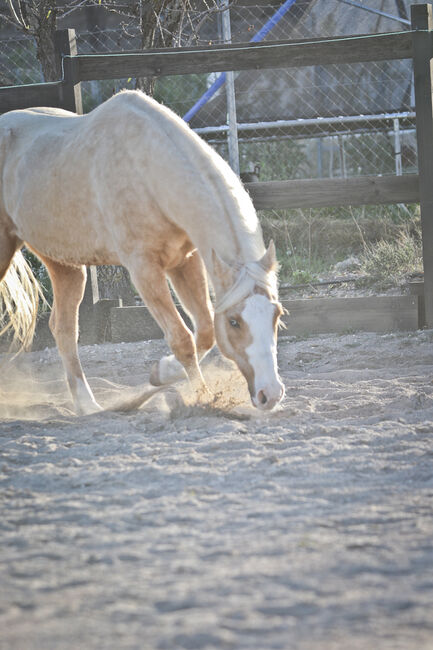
[[249, 0, 299, 42], [183, 73, 227, 123], [182, 0, 298, 123]]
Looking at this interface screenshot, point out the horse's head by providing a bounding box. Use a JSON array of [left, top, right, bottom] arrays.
[[212, 242, 285, 410]]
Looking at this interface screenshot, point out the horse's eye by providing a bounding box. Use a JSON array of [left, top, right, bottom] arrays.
[[229, 318, 240, 329]]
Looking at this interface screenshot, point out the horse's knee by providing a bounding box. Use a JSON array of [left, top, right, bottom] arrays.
[[196, 325, 215, 356], [169, 329, 197, 369]]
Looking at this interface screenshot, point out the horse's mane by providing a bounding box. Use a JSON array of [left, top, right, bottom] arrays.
[[214, 263, 278, 314]]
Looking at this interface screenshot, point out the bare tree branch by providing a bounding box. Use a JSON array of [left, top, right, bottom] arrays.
[[5, 0, 27, 28]]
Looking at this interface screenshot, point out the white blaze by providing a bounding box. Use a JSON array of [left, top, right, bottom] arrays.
[[241, 294, 283, 408]]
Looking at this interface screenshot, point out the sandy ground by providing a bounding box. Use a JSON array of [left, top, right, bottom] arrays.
[[1, 329, 433, 650]]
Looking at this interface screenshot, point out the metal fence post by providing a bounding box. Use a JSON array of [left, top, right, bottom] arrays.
[[393, 118, 402, 176], [221, 0, 240, 175], [411, 3, 433, 327]]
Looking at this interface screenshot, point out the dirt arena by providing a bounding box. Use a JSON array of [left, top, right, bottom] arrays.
[[1, 330, 433, 649]]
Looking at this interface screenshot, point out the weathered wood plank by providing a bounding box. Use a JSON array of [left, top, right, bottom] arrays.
[[75, 31, 413, 81], [280, 295, 419, 335], [107, 296, 418, 344], [110, 305, 192, 343], [54, 29, 82, 113], [0, 82, 63, 114], [411, 4, 433, 328], [246, 174, 419, 210], [110, 306, 163, 343], [407, 280, 425, 329]]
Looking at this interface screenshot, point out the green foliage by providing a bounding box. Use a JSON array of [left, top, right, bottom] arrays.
[[81, 73, 209, 116], [154, 74, 209, 117], [81, 78, 136, 113]]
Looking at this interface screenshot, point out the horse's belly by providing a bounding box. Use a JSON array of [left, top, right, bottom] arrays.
[[3, 132, 192, 269], [7, 185, 120, 265], [2, 133, 120, 266], [12, 203, 120, 266]]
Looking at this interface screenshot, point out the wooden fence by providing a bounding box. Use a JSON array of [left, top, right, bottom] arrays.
[[1, 3, 433, 326]]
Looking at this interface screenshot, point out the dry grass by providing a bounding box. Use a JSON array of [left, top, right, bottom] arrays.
[[359, 227, 423, 288], [259, 205, 421, 284]]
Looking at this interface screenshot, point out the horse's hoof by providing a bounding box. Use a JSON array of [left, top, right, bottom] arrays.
[[149, 361, 162, 386]]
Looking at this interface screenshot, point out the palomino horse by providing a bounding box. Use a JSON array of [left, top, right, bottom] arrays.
[[0, 90, 285, 415]]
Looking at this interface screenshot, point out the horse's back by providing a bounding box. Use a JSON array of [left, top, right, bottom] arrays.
[[0, 105, 115, 265], [0, 91, 263, 268], [0, 94, 184, 265], [0, 105, 78, 145], [0, 106, 80, 190]]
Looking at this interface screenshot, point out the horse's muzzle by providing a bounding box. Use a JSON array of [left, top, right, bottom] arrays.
[[251, 381, 285, 410]]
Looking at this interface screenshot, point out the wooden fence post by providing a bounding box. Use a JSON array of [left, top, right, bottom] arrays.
[[411, 4, 433, 328], [54, 29, 82, 114]]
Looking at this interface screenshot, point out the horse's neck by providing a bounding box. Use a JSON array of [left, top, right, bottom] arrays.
[[190, 200, 262, 272], [124, 94, 265, 274]]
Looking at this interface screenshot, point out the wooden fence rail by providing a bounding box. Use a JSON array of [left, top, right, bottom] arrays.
[[246, 175, 420, 210], [0, 81, 64, 113], [0, 4, 433, 326], [71, 31, 414, 81], [0, 30, 415, 114]]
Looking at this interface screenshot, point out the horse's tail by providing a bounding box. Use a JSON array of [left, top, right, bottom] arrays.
[[0, 250, 45, 352]]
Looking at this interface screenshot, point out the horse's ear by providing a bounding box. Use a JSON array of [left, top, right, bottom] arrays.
[[260, 240, 277, 272], [212, 249, 236, 292]]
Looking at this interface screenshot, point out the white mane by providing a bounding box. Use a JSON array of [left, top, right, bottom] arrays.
[[214, 263, 277, 314]]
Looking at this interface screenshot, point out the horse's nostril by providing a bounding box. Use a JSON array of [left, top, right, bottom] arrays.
[[258, 390, 267, 405]]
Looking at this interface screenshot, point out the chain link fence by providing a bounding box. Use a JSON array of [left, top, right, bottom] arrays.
[[0, 1, 420, 285], [0, 1, 417, 181]]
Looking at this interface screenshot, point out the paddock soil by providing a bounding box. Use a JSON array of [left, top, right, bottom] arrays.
[[1, 330, 433, 650]]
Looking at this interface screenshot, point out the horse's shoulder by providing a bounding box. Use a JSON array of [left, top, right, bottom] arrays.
[[95, 89, 146, 114]]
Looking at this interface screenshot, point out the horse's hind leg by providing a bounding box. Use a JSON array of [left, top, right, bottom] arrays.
[[41, 256, 101, 415], [150, 250, 215, 386]]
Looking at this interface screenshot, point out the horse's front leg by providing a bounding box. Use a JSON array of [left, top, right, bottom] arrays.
[[127, 257, 207, 395], [150, 250, 215, 387], [41, 257, 102, 415]]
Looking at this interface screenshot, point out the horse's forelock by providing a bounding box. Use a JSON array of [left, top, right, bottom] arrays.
[[214, 262, 277, 314]]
